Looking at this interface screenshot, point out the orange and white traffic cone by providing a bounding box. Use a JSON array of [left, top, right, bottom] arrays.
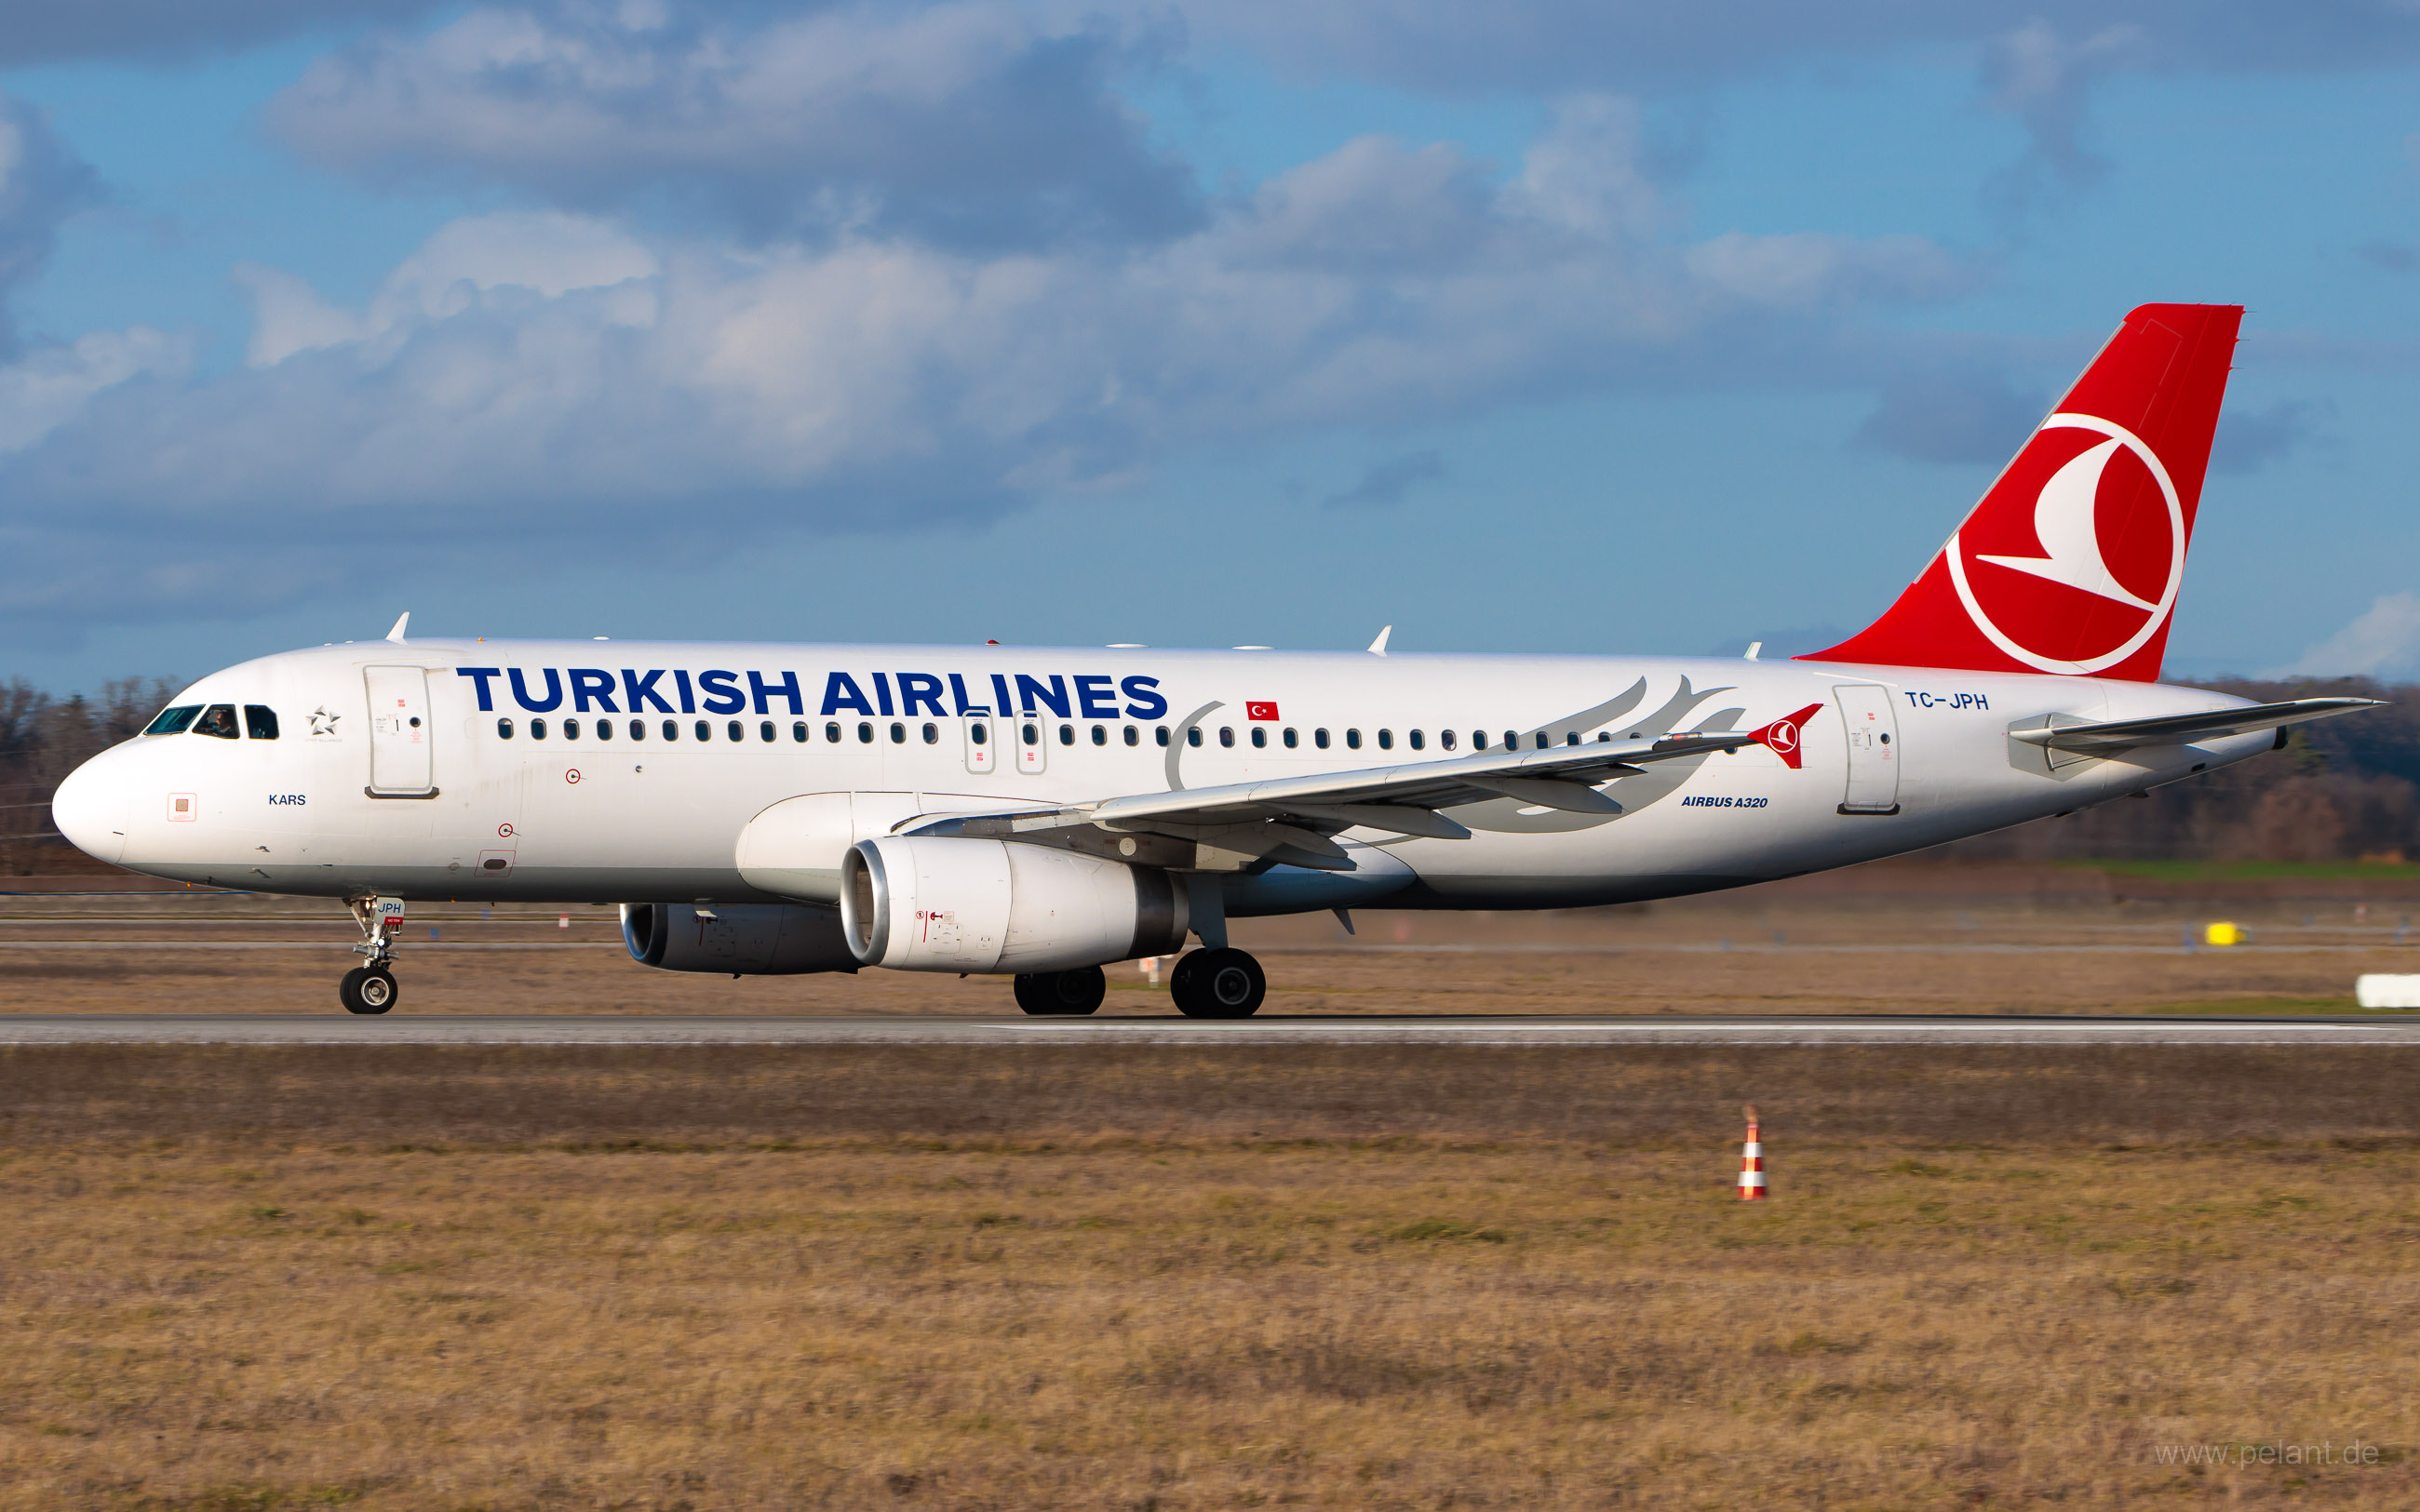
[[1737, 1104, 1767, 1200]]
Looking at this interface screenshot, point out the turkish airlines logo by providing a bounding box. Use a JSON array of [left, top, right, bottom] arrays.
[[1751, 702, 1823, 769], [1245, 701, 1280, 721], [1945, 412, 2185, 675]]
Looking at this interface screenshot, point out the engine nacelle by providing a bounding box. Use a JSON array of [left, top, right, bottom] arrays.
[[621, 903, 859, 975], [839, 836, 1189, 973]]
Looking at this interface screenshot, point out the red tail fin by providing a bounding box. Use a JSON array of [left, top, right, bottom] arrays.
[[1805, 302, 2241, 680]]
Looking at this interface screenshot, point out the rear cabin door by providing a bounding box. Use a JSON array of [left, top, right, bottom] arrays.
[[1833, 684, 1900, 815], [364, 666, 437, 796]]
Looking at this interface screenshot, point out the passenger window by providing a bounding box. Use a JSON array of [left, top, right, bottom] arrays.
[[795, 722, 810, 743], [826, 722, 841, 743], [730, 720, 746, 742], [1345, 729, 1361, 750], [1441, 729, 1457, 751], [596, 719, 612, 742], [1249, 727, 1266, 748], [1155, 727, 1170, 747], [1408, 729, 1423, 750], [1091, 725, 1108, 746], [1567, 731, 1580, 746], [922, 722, 940, 744], [629, 719, 645, 741], [765, 722, 779, 743], [697, 720, 712, 742], [664, 720, 679, 741], [1598, 731, 1612, 742], [1504, 730, 1517, 751], [1315, 729, 1330, 749], [1472, 730, 1486, 750], [1123, 726, 1139, 747], [531, 718, 548, 740], [194, 704, 239, 740], [497, 717, 515, 740], [971, 722, 988, 744], [244, 705, 279, 740], [858, 722, 874, 743], [1218, 727, 1234, 748], [1377, 729, 1392, 750], [1187, 727, 1203, 747], [1058, 724, 1074, 745], [143, 704, 203, 735], [1283, 728, 1297, 748], [564, 718, 582, 740], [1537, 732, 1550, 750], [1022, 722, 1039, 746]]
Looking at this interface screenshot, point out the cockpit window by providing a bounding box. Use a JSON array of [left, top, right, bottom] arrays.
[[144, 704, 203, 735], [193, 704, 240, 740], [244, 705, 279, 740]]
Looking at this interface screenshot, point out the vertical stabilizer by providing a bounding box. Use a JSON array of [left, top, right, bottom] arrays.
[[1805, 302, 2241, 680]]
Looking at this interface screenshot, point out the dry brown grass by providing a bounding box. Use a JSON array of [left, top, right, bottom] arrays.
[[6, 887, 2417, 1016], [3, 1046, 2419, 1510]]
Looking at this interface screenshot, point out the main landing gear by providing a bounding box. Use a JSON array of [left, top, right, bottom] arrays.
[[341, 896, 403, 1015], [1015, 966, 1106, 1016], [1169, 947, 1265, 1019], [1014, 949, 1269, 1018]]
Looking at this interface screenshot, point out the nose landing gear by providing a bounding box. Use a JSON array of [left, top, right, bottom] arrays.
[[341, 896, 404, 1015], [340, 965, 398, 1015]]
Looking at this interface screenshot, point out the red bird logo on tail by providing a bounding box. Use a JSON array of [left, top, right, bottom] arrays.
[[1749, 703, 1824, 769]]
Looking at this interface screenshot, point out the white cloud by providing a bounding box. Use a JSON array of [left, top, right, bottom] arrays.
[[2279, 593, 2420, 678], [236, 210, 659, 364], [269, 2, 1199, 250], [0, 328, 189, 452], [0, 98, 1976, 629]]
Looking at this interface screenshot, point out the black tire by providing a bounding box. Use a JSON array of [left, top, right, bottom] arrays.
[[341, 966, 397, 1015], [1169, 948, 1265, 1018], [1014, 967, 1105, 1016]]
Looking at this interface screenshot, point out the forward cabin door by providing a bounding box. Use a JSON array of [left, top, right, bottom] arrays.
[[364, 666, 437, 796], [1833, 684, 1900, 815]]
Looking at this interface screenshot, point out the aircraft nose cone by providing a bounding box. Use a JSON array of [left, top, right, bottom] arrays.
[[50, 756, 128, 865]]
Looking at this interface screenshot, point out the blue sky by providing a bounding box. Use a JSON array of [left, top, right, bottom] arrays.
[[0, 2, 2414, 692]]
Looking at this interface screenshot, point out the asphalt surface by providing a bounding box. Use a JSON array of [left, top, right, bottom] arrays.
[[4, 1014, 2417, 1045]]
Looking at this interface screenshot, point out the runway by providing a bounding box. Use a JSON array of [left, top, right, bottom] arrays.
[[5, 1013, 2417, 1045]]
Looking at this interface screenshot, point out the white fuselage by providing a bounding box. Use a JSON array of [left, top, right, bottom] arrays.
[[52, 638, 2265, 915]]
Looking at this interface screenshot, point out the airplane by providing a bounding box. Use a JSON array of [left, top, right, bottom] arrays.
[[48, 302, 2380, 1017]]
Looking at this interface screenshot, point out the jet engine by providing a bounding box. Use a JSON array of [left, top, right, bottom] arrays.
[[839, 836, 1189, 973], [621, 902, 859, 975]]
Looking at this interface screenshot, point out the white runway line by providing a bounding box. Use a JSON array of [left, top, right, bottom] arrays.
[[1, 1015, 2415, 1047]]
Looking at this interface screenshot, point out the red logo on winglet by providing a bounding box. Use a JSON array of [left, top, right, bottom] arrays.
[[1246, 701, 1279, 721], [1749, 703, 1824, 769]]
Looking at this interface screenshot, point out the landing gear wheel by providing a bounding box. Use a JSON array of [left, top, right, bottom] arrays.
[[1014, 966, 1106, 1016], [340, 966, 397, 1015], [1169, 948, 1265, 1019]]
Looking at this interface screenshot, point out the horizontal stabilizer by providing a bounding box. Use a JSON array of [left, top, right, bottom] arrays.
[[2010, 697, 2383, 754]]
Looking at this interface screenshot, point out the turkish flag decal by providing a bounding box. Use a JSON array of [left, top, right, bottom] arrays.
[[1245, 701, 1280, 721]]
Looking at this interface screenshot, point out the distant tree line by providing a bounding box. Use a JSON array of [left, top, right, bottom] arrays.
[[0, 675, 2413, 874]]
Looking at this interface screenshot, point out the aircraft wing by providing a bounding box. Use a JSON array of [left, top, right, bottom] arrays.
[[906, 718, 1804, 869], [2009, 697, 2383, 754]]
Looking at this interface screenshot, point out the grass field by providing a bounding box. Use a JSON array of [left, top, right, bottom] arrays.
[[4, 1044, 2418, 1509], [7, 884, 2420, 1017]]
